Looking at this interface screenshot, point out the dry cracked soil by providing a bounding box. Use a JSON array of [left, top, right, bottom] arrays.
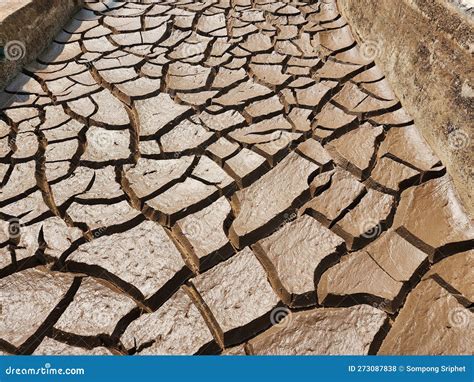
[[0, 0, 473, 356]]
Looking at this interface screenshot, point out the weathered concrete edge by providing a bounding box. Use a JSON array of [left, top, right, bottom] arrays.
[[0, 0, 83, 91], [337, 0, 474, 217]]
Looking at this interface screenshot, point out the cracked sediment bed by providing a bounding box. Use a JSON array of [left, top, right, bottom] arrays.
[[0, 0, 473, 356]]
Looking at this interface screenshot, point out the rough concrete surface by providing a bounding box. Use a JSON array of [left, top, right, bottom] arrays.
[[0, 0, 473, 355], [337, 0, 474, 217], [0, 0, 82, 90]]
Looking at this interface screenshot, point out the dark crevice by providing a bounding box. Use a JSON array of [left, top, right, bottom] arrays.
[[17, 277, 82, 355]]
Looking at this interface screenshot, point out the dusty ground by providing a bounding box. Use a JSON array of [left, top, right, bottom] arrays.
[[0, 0, 473, 355]]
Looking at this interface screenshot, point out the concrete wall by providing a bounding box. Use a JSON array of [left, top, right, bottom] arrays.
[[0, 0, 82, 90], [337, 0, 473, 217]]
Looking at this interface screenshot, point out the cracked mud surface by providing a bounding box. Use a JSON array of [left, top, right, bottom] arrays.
[[0, 0, 473, 355]]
